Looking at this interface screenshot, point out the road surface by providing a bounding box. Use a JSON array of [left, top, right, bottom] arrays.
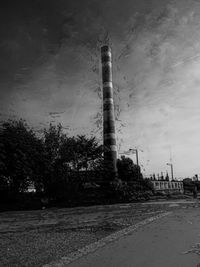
[[67, 208, 200, 267]]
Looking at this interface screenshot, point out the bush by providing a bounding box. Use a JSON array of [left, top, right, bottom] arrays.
[[110, 180, 153, 202]]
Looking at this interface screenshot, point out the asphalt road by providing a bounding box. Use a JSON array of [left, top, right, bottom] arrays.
[[1, 199, 199, 266], [67, 208, 200, 267]]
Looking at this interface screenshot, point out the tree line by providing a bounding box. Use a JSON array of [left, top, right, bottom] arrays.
[[0, 119, 152, 209], [0, 120, 104, 196]]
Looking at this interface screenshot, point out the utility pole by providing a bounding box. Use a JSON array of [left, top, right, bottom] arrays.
[[135, 149, 139, 166]]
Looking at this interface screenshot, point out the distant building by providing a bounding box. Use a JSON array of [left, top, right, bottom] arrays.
[[151, 180, 184, 194]]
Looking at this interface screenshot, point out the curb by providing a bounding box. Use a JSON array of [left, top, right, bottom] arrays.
[[43, 212, 171, 267]]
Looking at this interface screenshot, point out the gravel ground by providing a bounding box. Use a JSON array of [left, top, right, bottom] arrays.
[[0, 227, 108, 266], [0, 200, 198, 267]]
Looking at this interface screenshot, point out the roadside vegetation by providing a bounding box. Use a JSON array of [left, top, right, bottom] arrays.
[[0, 119, 187, 211]]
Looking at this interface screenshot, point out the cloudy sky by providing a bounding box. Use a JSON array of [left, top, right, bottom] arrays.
[[1, 0, 200, 178]]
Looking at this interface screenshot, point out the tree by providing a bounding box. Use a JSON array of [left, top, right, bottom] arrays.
[[0, 119, 104, 203], [40, 126, 103, 199], [40, 123, 67, 197], [117, 156, 141, 181], [60, 135, 103, 172], [0, 120, 42, 194]]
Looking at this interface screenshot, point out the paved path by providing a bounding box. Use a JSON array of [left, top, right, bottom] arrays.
[[1, 199, 199, 266], [66, 208, 200, 267]]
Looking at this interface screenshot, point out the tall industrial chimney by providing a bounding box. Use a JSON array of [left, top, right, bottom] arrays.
[[101, 45, 117, 179]]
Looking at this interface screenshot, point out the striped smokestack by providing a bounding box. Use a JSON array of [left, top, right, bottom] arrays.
[[101, 45, 117, 178]]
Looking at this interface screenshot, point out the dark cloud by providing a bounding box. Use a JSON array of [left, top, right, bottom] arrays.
[[1, 0, 200, 176]]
